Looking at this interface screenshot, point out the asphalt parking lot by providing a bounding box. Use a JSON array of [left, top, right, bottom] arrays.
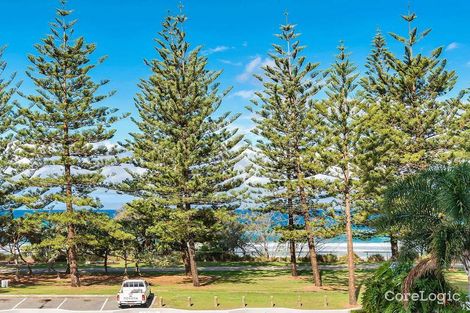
[[0, 297, 357, 313], [0, 295, 156, 311]]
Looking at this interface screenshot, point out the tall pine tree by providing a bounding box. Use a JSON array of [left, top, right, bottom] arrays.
[[358, 31, 396, 210], [360, 12, 468, 258], [0, 46, 19, 214], [0, 47, 26, 281], [250, 17, 326, 286], [16, 2, 126, 287], [123, 12, 245, 287], [384, 12, 463, 171], [359, 31, 403, 257], [317, 44, 364, 305]]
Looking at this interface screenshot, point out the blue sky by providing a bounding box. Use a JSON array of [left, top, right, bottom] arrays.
[[0, 0, 469, 142]]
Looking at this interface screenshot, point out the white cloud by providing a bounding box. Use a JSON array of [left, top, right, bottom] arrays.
[[445, 42, 459, 51], [219, 59, 242, 66], [466, 61, 470, 67], [202, 45, 231, 55], [227, 122, 255, 137], [236, 57, 261, 82], [261, 58, 275, 68], [232, 89, 257, 99], [236, 56, 274, 82], [242, 41, 248, 47], [101, 163, 146, 184]]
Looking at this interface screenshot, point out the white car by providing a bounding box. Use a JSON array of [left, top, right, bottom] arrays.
[[117, 279, 152, 308]]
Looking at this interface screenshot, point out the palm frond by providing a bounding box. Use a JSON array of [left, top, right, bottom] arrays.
[[402, 257, 439, 307]]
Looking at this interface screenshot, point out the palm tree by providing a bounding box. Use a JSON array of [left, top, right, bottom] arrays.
[[379, 163, 470, 298]]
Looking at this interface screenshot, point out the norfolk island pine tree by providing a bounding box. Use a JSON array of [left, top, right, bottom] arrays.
[[0, 46, 26, 281], [249, 17, 329, 287], [317, 43, 368, 305], [358, 12, 468, 259], [121, 11, 246, 287], [0, 45, 20, 216], [15, 1, 128, 287]]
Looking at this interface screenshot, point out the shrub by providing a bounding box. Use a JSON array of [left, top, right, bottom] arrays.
[[151, 251, 182, 267], [367, 254, 385, 263], [56, 254, 68, 263], [195, 244, 243, 262], [361, 261, 466, 313], [317, 253, 338, 264], [338, 253, 362, 263]]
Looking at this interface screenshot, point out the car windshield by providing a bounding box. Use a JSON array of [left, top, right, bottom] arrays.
[[123, 281, 144, 287]]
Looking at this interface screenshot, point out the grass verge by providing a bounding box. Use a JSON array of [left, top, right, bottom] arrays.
[[0, 269, 368, 309], [0, 268, 466, 310]]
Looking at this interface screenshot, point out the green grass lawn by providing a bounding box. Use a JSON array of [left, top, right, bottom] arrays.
[[446, 270, 468, 292], [0, 267, 467, 310], [0, 269, 371, 309], [157, 269, 374, 310]]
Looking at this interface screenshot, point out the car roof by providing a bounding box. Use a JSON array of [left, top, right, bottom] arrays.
[[122, 279, 147, 283]]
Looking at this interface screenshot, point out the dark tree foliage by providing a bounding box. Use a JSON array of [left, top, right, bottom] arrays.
[[123, 12, 246, 287], [16, 2, 126, 287], [250, 19, 329, 286]]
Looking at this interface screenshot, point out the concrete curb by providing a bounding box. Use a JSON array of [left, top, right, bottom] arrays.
[[0, 308, 358, 313], [0, 295, 116, 298]]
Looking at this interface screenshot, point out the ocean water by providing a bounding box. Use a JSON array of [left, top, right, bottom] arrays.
[[11, 208, 117, 218], [9, 208, 388, 245]]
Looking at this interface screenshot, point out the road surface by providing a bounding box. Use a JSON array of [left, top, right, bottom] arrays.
[[0, 264, 381, 275]]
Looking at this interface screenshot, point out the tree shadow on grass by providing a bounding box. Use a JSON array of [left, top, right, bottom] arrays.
[[0, 273, 124, 288], [292, 269, 372, 292], [0, 268, 374, 292], [198, 270, 292, 286]]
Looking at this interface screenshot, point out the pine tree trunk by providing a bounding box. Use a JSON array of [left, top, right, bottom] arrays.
[[123, 250, 128, 278], [187, 240, 200, 287], [460, 251, 470, 298], [27, 264, 33, 277], [59, 23, 80, 287], [104, 250, 108, 274], [296, 162, 321, 286], [345, 187, 357, 305], [263, 240, 271, 261], [182, 247, 192, 276], [124, 262, 128, 276], [65, 181, 80, 286], [467, 273, 470, 301], [47, 255, 55, 273], [289, 239, 298, 277], [341, 143, 357, 306], [64, 117, 80, 287], [305, 221, 321, 287], [390, 233, 399, 260], [288, 197, 298, 277], [13, 252, 20, 282], [16, 243, 33, 276], [135, 261, 141, 276], [67, 229, 80, 287], [300, 187, 321, 287]]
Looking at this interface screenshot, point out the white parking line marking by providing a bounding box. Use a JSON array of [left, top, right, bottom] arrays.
[[56, 298, 67, 309], [100, 298, 108, 311], [11, 298, 26, 310]]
